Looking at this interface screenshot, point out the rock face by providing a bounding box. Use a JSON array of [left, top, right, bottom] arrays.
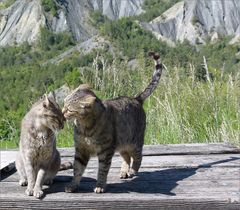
[[0, 0, 45, 46], [54, 84, 71, 105], [46, 36, 115, 64], [0, 0, 144, 46], [142, 0, 240, 45], [62, 0, 144, 41], [90, 0, 144, 20]]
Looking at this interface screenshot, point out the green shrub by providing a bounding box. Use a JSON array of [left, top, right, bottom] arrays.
[[64, 68, 82, 88], [90, 11, 109, 28], [41, 0, 58, 16], [37, 27, 75, 58], [136, 0, 182, 22], [0, 0, 16, 9], [100, 18, 167, 58]]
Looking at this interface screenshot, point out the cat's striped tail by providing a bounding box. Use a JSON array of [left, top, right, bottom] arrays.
[[135, 52, 163, 103], [59, 161, 73, 171]]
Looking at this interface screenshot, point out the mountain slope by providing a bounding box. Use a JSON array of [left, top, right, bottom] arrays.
[[0, 0, 45, 46], [0, 0, 144, 46], [90, 0, 144, 20], [142, 0, 240, 45]]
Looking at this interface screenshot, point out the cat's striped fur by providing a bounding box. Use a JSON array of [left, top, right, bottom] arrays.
[[63, 52, 163, 193], [16, 93, 69, 199]]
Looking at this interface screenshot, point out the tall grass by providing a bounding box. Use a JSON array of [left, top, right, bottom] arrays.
[[72, 55, 240, 146], [1, 55, 239, 148], [145, 65, 240, 146]]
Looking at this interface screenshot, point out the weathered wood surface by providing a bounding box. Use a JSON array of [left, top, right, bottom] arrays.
[[0, 151, 17, 170], [58, 143, 240, 156], [1, 143, 240, 209]]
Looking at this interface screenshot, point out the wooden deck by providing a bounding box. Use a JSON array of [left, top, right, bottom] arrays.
[[1, 143, 240, 209]]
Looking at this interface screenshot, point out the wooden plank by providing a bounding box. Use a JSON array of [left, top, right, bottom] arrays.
[[1, 152, 240, 173], [58, 143, 240, 157], [0, 199, 239, 210], [1, 144, 240, 209], [3, 167, 240, 183], [1, 157, 239, 205], [0, 181, 239, 210], [1, 143, 239, 172], [0, 182, 239, 201], [2, 153, 239, 182], [58, 153, 240, 169], [0, 150, 17, 171], [2, 177, 239, 195]]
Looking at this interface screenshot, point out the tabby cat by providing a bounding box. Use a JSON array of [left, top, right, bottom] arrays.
[[16, 93, 65, 198], [63, 52, 163, 193]]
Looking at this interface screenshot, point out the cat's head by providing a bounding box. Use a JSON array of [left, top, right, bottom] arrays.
[[38, 93, 65, 131], [62, 84, 101, 121]]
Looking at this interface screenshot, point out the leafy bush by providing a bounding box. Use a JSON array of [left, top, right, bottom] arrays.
[[0, 0, 16, 9], [135, 0, 182, 22], [100, 18, 167, 58], [38, 27, 75, 53], [41, 0, 58, 16], [90, 11, 109, 28]]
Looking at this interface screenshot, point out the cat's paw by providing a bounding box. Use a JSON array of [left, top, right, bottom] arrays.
[[120, 171, 133, 179], [94, 187, 105, 193], [65, 183, 78, 193], [25, 188, 34, 196], [19, 180, 28, 186], [33, 189, 44, 199]]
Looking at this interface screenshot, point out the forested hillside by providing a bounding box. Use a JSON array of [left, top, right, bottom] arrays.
[[0, 0, 239, 148]]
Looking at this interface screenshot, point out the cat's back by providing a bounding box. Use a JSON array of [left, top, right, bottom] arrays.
[[103, 96, 145, 124], [21, 101, 41, 133], [103, 97, 146, 146], [104, 96, 142, 111]]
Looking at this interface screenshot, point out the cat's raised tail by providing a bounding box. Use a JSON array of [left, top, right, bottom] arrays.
[[135, 52, 163, 103]]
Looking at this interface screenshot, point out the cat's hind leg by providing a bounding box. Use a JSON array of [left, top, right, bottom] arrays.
[[15, 153, 28, 186], [119, 151, 131, 179], [24, 159, 37, 196], [130, 148, 143, 176]]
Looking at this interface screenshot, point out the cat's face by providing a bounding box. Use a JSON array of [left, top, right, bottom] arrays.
[[62, 84, 96, 121], [40, 95, 65, 131]]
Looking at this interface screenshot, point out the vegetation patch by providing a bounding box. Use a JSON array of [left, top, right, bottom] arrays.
[[41, 0, 58, 16], [136, 0, 182, 22], [0, 7, 240, 148], [0, 0, 16, 9]]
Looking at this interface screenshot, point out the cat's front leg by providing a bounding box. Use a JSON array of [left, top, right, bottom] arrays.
[[33, 168, 46, 198], [65, 152, 89, 193], [95, 151, 114, 193], [24, 159, 36, 196]]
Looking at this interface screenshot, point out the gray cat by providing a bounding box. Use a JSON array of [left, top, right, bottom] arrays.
[[16, 93, 65, 198], [62, 52, 163, 193]]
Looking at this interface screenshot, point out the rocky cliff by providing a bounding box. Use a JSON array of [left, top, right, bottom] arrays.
[[0, 0, 45, 46], [1, 0, 240, 47], [90, 0, 144, 20], [0, 0, 144, 46], [142, 0, 240, 45]]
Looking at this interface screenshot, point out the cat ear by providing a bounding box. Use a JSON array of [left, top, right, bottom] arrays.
[[43, 94, 50, 108], [77, 84, 92, 90], [80, 96, 96, 108]]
